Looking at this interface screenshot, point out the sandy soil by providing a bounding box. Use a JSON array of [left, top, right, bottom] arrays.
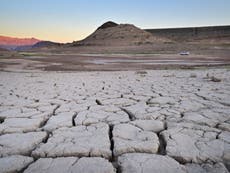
[[0, 52, 230, 72]]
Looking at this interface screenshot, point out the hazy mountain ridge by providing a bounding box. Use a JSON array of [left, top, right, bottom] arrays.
[[0, 35, 40, 50], [0, 35, 40, 45], [0, 36, 63, 51]]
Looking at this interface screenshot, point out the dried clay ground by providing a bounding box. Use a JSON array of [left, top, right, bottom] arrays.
[[0, 68, 230, 173]]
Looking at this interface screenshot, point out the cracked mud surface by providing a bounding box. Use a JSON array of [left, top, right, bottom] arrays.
[[0, 69, 230, 173]]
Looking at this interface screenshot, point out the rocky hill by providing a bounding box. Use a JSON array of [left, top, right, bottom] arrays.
[[32, 41, 62, 48], [72, 21, 169, 46], [15, 41, 62, 51]]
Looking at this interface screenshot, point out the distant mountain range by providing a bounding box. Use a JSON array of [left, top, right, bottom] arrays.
[[0, 36, 61, 50], [0, 36, 40, 50]]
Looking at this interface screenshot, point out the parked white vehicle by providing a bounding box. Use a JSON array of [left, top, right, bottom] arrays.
[[180, 51, 190, 55]]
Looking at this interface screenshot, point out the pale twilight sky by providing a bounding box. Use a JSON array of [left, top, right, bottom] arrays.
[[0, 0, 230, 43]]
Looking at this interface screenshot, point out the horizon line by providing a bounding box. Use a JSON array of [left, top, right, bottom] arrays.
[[1, 23, 230, 43]]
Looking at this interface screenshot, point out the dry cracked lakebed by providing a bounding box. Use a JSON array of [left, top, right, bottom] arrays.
[[0, 69, 230, 173]]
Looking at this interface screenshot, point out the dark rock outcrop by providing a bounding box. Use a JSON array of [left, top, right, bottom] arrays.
[[97, 21, 118, 30]]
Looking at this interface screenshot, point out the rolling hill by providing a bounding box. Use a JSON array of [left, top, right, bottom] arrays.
[[72, 21, 169, 46]]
